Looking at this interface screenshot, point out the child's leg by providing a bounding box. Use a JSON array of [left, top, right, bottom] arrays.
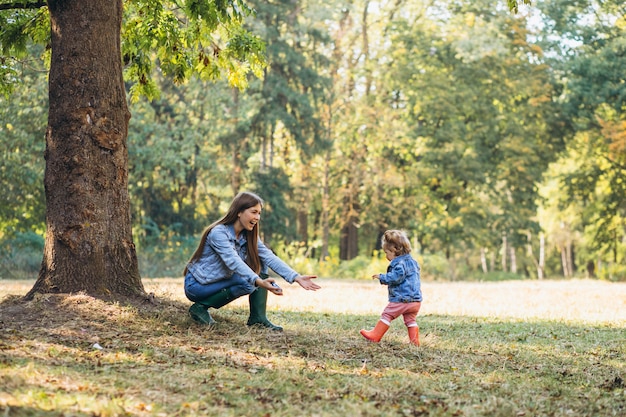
[[360, 319, 389, 342], [360, 303, 403, 343], [402, 302, 421, 346]]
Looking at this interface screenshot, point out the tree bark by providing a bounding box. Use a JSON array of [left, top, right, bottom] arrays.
[[526, 231, 544, 279], [296, 165, 310, 248], [320, 150, 330, 261], [26, 0, 144, 300], [539, 233, 545, 279], [338, 138, 362, 261], [565, 240, 574, 277], [480, 247, 488, 274], [509, 246, 517, 274], [501, 234, 507, 272], [560, 246, 570, 277], [230, 88, 242, 195], [339, 217, 359, 260]]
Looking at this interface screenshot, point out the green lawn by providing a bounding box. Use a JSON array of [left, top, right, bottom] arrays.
[[0, 279, 624, 416]]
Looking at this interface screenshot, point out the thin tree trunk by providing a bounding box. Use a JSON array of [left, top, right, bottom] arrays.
[[480, 248, 488, 273], [561, 246, 570, 277], [261, 132, 268, 170], [362, 1, 372, 96], [526, 231, 544, 280], [509, 247, 517, 274], [501, 234, 507, 272], [320, 150, 330, 261], [297, 164, 310, 247], [539, 233, 545, 279], [566, 241, 574, 277], [27, 0, 144, 299], [269, 128, 274, 168], [230, 89, 242, 195]]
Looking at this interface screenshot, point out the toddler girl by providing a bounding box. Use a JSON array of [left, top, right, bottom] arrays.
[[360, 230, 422, 346]]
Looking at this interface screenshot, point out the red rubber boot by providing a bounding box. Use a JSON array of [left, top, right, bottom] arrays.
[[360, 321, 390, 343], [408, 326, 420, 346]]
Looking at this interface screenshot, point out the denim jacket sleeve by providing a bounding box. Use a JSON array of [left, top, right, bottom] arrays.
[[378, 260, 408, 287], [378, 255, 422, 303], [258, 240, 299, 283]]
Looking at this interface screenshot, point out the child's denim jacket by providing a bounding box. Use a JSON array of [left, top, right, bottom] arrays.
[[186, 224, 299, 286], [378, 253, 422, 303]]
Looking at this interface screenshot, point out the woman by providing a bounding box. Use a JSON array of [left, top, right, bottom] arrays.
[[184, 191, 320, 331]]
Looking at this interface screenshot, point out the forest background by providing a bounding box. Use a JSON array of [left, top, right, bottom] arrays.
[[1, 0, 625, 283]]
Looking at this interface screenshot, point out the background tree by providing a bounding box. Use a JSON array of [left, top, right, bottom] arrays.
[[534, 0, 626, 279], [5, 0, 626, 282], [0, 0, 265, 299], [0, 47, 47, 278], [216, 0, 330, 247]]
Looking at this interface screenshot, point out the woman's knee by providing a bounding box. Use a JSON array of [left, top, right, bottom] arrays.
[[230, 283, 255, 298]]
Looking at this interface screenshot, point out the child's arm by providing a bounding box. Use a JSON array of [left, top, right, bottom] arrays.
[[378, 263, 408, 286]]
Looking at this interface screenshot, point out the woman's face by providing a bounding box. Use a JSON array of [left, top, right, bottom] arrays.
[[237, 203, 262, 233]]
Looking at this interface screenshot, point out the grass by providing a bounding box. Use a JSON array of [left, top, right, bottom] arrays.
[[0, 278, 624, 416]]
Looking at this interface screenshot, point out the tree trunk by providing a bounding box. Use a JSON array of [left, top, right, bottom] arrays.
[[566, 240, 574, 277], [320, 150, 330, 261], [586, 260, 595, 278], [26, 0, 144, 300], [339, 173, 360, 260], [560, 246, 570, 277], [374, 228, 384, 253], [296, 159, 310, 248], [501, 234, 507, 272], [480, 248, 488, 273], [230, 88, 242, 195], [539, 233, 545, 279], [509, 247, 517, 274], [339, 216, 359, 260], [526, 231, 544, 280]]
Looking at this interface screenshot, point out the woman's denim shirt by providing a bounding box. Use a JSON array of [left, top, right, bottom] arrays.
[[378, 253, 422, 303], [186, 224, 299, 286]]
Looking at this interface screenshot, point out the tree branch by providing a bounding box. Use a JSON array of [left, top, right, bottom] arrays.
[[0, 1, 46, 11]]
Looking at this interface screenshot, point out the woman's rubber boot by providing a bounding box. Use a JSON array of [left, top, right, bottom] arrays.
[[360, 321, 390, 343], [408, 325, 420, 346], [189, 303, 215, 325], [246, 287, 283, 331], [189, 288, 235, 325]]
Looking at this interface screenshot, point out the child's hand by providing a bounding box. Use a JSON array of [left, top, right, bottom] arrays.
[[372, 274, 380, 280]]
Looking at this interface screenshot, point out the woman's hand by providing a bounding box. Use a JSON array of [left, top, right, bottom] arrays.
[[294, 275, 321, 291], [256, 277, 283, 295]]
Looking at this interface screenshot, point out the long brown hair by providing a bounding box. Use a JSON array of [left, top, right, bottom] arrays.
[[184, 192, 264, 275]]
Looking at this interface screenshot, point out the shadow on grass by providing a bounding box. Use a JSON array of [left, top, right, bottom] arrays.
[[0, 293, 624, 416], [0, 405, 95, 417]]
